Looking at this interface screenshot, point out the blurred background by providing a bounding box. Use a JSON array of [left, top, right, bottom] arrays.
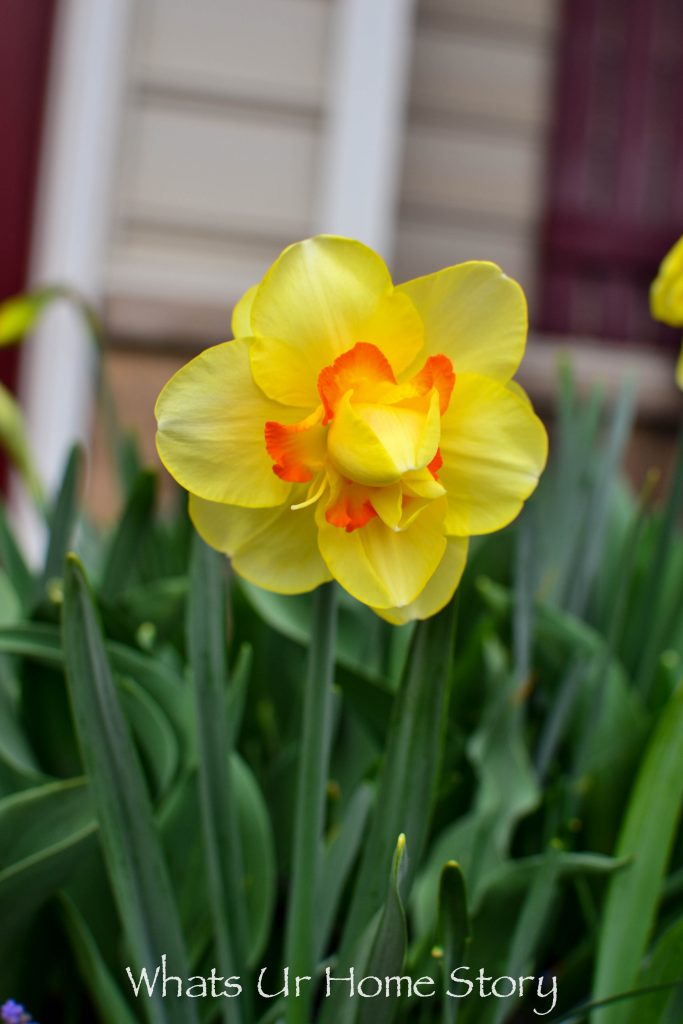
[[1, 0, 681, 541]]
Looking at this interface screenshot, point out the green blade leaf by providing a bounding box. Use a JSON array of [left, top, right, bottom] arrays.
[[626, 915, 683, 1024], [39, 446, 83, 602], [344, 601, 457, 944], [592, 682, 683, 1024], [0, 503, 34, 610], [187, 534, 249, 1023], [0, 777, 96, 941], [240, 579, 393, 743], [0, 677, 43, 781], [158, 757, 276, 974], [634, 425, 683, 697], [0, 381, 43, 502], [0, 622, 194, 759], [232, 753, 277, 968], [59, 892, 139, 1024], [316, 782, 374, 960], [357, 834, 409, 1024], [0, 287, 58, 345], [227, 642, 253, 749], [438, 861, 471, 1024], [61, 553, 197, 1024], [320, 600, 457, 1024], [565, 378, 636, 617], [491, 848, 560, 1024], [285, 582, 338, 1024], [99, 470, 157, 603], [118, 675, 180, 798]]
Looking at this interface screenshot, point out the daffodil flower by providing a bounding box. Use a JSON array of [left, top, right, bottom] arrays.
[[650, 234, 683, 389], [156, 236, 547, 622]]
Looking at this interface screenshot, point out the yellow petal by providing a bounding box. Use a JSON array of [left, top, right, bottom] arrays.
[[328, 390, 440, 486], [316, 498, 447, 609], [189, 492, 331, 594], [506, 379, 532, 407], [231, 284, 258, 337], [398, 261, 527, 383], [440, 373, 547, 536], [402, 467, 447, 500], [650, 235, 683, 327], [249, 236, 424, 406], [156, 338, 297, 507], [370, 483, 403, 529], [374, 536, 469, 624]]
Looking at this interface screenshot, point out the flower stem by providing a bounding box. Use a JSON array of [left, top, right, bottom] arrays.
[[285, 583, 338, 1024]]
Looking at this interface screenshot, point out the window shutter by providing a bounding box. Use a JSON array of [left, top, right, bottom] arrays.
[[537, 0, 683, 348]]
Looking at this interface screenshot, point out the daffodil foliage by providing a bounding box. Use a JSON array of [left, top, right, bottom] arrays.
[[155, 237, 547, 622], [0, 365, 683, 1023]]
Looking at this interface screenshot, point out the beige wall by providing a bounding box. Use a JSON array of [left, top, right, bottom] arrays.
[[396, 0, 558, 308], [85, 0, 680, 521], [105, 0, 331, 343], [104, 0, 559, 345]]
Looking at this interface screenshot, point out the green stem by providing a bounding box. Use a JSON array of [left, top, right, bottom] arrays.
[[285, 583, 338, 1024]]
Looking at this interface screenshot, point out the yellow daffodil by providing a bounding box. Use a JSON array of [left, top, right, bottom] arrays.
[[155, 236, 547, 622], [650, 234, 683, 389]]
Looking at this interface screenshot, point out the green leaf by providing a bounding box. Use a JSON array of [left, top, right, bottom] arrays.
[[227, 642, 253, 748], [412, 840, 624, 962], [410, 633, 538, 934], [0, 675, 43, 781], [241, 580, 393, 742], [466, 638, 539, 884], [120, 576, 187, 635], [0, 777, 97, 941], [159, 757, 276, 973], [61, 554, 197, 1024], [479, 852, 627, 904], [39, 446, 83, 602], [285, 582, 338, 1024], [118, 675, 179, 797], [0, 381, 43, 502], [0, 569, 21, 628], [438, 861, 471, 1024], [0, 503, 34, 610], [626, 915, 683, 1024], [316, 782, 374, 959], [187, 535, 249, 1023], [357, 834, 409, 1024], [491, 849, 561, 1024], [329, 599, 457, 1016], [0, 287, 57, 345], [240, 580, 365, 673], [232, 753, 277, 967], [552, 982, 683, 1024], [100, 470, 157, 603], [0, 622, 195, 759], [59, 892, 139, 1024], [335, 662, 394, 746], [592, 682, 683, 1024], [634, 425, 683, 697], [564, 378, 636, 617]]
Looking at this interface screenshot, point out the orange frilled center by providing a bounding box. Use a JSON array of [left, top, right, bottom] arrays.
[[264, 342, 455, 532]]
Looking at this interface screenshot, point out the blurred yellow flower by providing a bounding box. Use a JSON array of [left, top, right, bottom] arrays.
[[156, 236, 547, 622], [650, 234, 683, 389]]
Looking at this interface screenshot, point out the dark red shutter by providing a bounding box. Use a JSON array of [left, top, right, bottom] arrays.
[[0, 0, 56, 491], [537, 0, 683, 348]]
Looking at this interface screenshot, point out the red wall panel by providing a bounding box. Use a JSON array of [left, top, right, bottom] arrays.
[[0, 0, 56, 490]]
